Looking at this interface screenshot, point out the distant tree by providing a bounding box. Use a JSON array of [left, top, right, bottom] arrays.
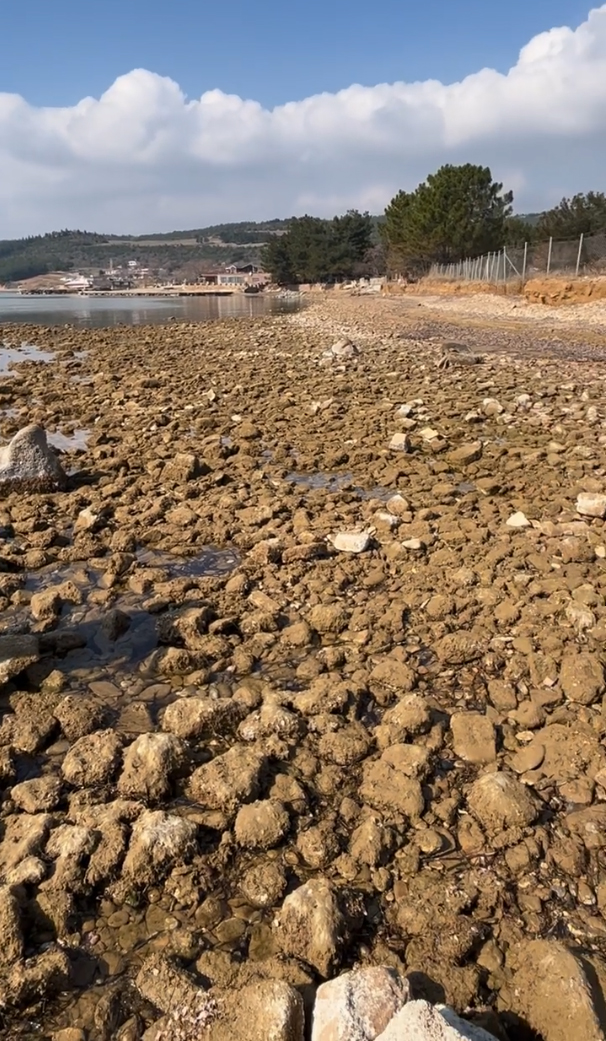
[[261, 234, 296, 283], [262, 210, 374, 283], [537, 192, 606, 240], [504, 215, 537, 246], [382, 164, 514, 272], [330, 210, 374, 278]]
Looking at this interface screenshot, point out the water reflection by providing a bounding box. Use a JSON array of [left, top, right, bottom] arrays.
[[0, 292, 302, 328]]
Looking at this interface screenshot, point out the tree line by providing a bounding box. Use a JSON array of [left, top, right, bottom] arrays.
[[261, 166, 606, 282]]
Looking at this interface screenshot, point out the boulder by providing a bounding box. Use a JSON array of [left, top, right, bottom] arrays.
[[0, 425, 67, 493], [234, 799, 290, 849], [61, 730, 123, 788], [114, 810, 198, 898], [274, 879, 343, 977], [509, 939, 606, 1041], [118, 733, 188, 802], [312, 967, 409, 1041], [467, 771, 539, 834], [375, 1000, 497, 1040], [451, 713, 496, 764]]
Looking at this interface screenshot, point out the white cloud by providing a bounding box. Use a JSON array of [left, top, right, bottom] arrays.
[[1, 5, 606, 235]]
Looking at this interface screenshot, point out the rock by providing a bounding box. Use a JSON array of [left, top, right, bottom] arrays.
[[11, 775, 63, 813], [389, 433, 411, 453], [360, 746, 425, 819], [162, 696, 244, 739], [467, 771, 539, 834], [324, 339, 360, 361], [510, 939, 606, 1041], [435, 632, 484, 665], [309, 603, 349, 634], [506, 511, 531, 528], [0, 813, 52, 876], [577, 493, 606, 519], [53, 695, 107, 741], [118, 733, 188, 802], [482, 398, 504, 417], [311, 967, 409, 1041], [135, 952, 204, 1014], [61, 730, 123, 787], [116, 810, 198, 895], [30, 588, 62, 622], [0, 947, 70, 1009], [0, 634, 40, 684], [0, 425, 67, 493], [451, 713, 496, 764], [234, 799, 290, 849], [373, 695, 432, 749], [187, 745, 266, 817], [448, 442, 483, 465], [147, 978, 304, 1041], [240, 861, 287, 908], [161, 452, 204, 483], [0, 885, 23, 969], [329, 530, 372, 553], [73, 506, 100, 533], [375, 1000, 496, 1040], [274, 879, 343, 977], [560, 651, 605, 705], [53, 1030, 87, 1041]]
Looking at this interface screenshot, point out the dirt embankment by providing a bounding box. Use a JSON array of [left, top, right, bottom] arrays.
[[385, 276, 606, 307]]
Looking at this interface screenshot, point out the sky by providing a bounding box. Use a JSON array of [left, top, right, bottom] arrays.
[[0, 0, 603, 236]]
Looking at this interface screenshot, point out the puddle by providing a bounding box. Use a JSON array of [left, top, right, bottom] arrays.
[[136, 546, 240, 577], [286, 471, 391, 501], [0, 407, 21, 419], [0, 342, 56, 375], [455, 481, 476, 494], [47, 428, 91, 452]]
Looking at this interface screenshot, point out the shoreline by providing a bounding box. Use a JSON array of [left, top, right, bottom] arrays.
[[0, 296, 605, 1038]]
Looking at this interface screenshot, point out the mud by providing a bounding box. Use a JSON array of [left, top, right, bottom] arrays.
[[1, 298, 606, 1039]]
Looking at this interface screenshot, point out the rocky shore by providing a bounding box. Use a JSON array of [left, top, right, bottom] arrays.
[[1, 295, 606, 1039]]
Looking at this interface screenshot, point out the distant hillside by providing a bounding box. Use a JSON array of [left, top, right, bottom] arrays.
[[0, 221, 292, 283]]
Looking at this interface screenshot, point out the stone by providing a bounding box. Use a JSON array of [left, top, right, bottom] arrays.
[[510, 939, 606, 1041], [274, 879, 343, 977], [147, 979, 304, 1041], [0, 634, 40, 684], [30, 588, 62, 622], [560, 651, 605, 705], [240, 862, 287, 909], [0, 948, 70, 1010], [161, 696, 244, 739], [375, 1001, 496, 1041], [0, 424, 67, 493], [0, 885, 23, 969], [234, 799, 290, 849], [61, 730, 123, 787], [577, 493, 606, 519], [311, 967, 409, 1041], [117, 811, 198, 894], [467, 771, 539, 834], [448, 442, 483, 465], [326, 338, 359, 361], [136, 953, 204, 1014], [389, 433, 411, 453], [360, 747, 425, 819], [451, 713, 496, 764], [11, 775, 63, 813], [118, 733, 188, 802], [0, 814, 52, 876], [506, 511, 530, 528], [329, 530, 372, 553], [309, 603, 349, 634], [187, 745, 266, 817]]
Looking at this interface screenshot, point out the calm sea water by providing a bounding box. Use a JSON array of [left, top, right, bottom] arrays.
[[0, 292, 301, 328]]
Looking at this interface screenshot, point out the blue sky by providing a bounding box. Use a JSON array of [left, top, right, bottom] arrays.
[[1, 1, 604, 235], [2, 0, 593, 108]]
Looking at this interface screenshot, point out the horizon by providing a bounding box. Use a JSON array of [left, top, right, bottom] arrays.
[[1, 1, 604, 237]]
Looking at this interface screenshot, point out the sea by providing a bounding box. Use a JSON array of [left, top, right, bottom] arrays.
[[0, 292, 301, 328]]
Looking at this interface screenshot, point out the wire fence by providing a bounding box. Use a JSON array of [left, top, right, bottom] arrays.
[[428, 231, 606, 283]]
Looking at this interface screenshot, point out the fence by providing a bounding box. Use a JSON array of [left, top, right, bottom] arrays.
[[428, 231, 606, 283]]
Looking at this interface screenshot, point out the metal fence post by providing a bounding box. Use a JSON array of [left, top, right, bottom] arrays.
[[576, 233, 584, 277], [547, 237, 553, 276], [522, 242, 528, 282]]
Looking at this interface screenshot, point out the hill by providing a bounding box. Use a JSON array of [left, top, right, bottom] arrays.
[[0, 221, 292, 284]]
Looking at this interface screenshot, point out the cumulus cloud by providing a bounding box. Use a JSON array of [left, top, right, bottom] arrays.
[[1, 5, 606, 235]]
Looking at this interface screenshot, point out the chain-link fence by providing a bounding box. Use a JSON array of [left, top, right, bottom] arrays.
[[428, 231, 606, 283]]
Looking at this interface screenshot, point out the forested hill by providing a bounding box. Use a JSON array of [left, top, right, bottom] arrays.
[[0, 221, 292, 283]]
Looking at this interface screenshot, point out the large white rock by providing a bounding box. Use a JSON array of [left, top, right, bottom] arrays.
[[329, 530, 372, 554], [0, 425, 67, 492], [577, 493, 606, 519], [375, 1000, 496, 1040], [312, 967, 409, 1041]]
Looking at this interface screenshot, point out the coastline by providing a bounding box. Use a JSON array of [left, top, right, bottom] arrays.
[[0, 295, 605, 1037]]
